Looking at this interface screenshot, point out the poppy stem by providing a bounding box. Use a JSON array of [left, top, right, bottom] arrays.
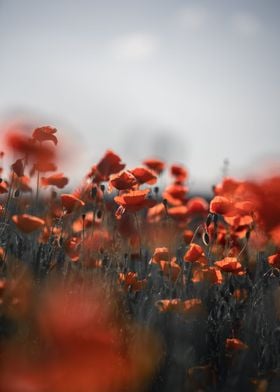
[[134, 212, 142, 259], [36, 169, 40, 207], [0, 172, 15, 237]]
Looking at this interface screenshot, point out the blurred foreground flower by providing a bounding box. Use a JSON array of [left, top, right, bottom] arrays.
[[0, 278, 162, 392]]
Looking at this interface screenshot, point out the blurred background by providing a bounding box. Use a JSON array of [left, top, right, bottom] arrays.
[[0, 0, 279, 192]]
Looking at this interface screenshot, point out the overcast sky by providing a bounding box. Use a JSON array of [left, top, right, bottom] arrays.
[[0, 0, 279, 191]]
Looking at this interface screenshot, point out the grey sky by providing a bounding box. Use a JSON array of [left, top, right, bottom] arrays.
[[0, 0, 279, 190]]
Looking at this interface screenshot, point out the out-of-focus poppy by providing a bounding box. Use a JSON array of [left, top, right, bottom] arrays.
[[151, 247, 170, 263], [114, 189, 156, 213], [64, 236, 81, 262], [5, 130, 56, 161], [15, 175, 32, 192], [119, 272, 147, 292], [184, 243, 204, 262], [210, 196, 234, 216], [72, 211, 97, 233], [32, 161, 57, 173], [186, 197, 209, 215], [170, 164, 188, 182], [129, 167, 157, 185], [156, 298, 202, 315], [41, 173, 69, 189], [61, 194, 85, 214], [147, 203, 166, 223], [168, 205, 189, 221], [232, 288, 248, 301], [214, 177, 242, 196], [158, 258, 181, 281], [215, 257, 243, 274], [183, 229, 194, 244], [12, 214, 45, 233], [109, 170, 137, 191], [142, 158, 165, 174], [0, 280, 161, 392], [96, 150, 125, 179], [32, 126, 58, 145], [163, 184, 188, 206], [270, 225, 280, 247], [192, 266, 223, 285], [268, 253, 280, 268], [0, 180, 9, 194], [225, 338, 248, 351]]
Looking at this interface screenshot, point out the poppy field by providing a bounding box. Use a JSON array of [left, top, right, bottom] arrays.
[[0, 126, 280, 391]]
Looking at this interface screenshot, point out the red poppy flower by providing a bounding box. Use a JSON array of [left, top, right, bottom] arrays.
[[61, 194, 85, 214], [5, 130, 56, 160], [268, 253, 280, 268], [183, 229, 194, 244], [168, 205, 189, 221], [192, 266, 223, 285], [163, 184, 188, 206], [155, 298, 202, 315], [109, 170, 137, 191], [129, 167, 157, 185], [114, 189, 156, 213], [147, 203, 166, 223], [33, 161, 57, 173], [214, 257, 243, 274], [170, 164, 188, 182], [142, 158, 165, 174], [0, 181, 9, 194], [225, 338, 248, 351], [184, 243, 204, 262], [210, 196, 234, 216], [12, 214, 45, 233], [96, 150, 125, 179], [119, 272, 147, 292], [186, 197, 209, 215], [32, 126, 58, 145], [41, 173, 69, 189], [151, 247, 170, 263], [158, 259, 181, 281]]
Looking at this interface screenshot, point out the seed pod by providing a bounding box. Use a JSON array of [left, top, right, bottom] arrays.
[[154, 186, 159, 194], [100, 184, 105, 193], [91, 186, 97, 199], [14, 189, 20, 198], [97, 210, 102, 219]]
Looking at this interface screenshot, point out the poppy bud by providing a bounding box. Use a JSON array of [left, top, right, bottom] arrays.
[[91, 186, 97, 199], [14, 189, 20, 198]]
